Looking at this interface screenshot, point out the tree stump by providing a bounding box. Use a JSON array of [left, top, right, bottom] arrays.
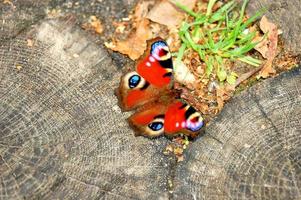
[[173, 67, 301, 199], [0, 0, 300, 199]]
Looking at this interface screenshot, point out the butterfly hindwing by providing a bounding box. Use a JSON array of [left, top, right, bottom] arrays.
[[116, 39, 205, 138], [129, 103, 167, 137], [129, 99, 204, 138]]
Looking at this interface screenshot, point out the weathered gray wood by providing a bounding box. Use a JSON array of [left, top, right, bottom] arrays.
[[173, 67, 301, 199], [0, 1, 51, 41], [247, 0, 301, 54], [0, 0, 301, 199], [0, 20, 172, 199]]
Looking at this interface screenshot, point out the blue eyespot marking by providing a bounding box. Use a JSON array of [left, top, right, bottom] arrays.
[[150, 41, 168, 55], [148, 122, 164, 131], [186, 120, 204, 132], [128, 75, 141, 88]]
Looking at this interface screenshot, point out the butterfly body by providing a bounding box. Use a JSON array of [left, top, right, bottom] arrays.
[[116, 39, 204, 138]]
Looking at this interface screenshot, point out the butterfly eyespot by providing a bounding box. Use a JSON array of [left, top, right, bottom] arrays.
[[150, 41, 171, 61], [186, 112, 204, 132], [123, 71, 146, 89], [129, 75, 141, 88], [159, 49, 168, 57], [148, 121, 163, 131], [145, 117, 165, 137]]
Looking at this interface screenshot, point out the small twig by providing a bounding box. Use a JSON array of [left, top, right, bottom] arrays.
[[234, 66, 262, 88]]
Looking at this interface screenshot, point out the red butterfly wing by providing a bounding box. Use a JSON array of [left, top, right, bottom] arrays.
[[164, 101, 204, 137], [117, 39, 204, 138], [116, 39, 173, 111], [129, 100, 204, 138], [136, 40, 173, 87], [129, 103, 167, 137]]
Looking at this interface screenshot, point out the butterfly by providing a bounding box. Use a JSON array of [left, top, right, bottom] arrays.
[[116, 39, 204, 138]]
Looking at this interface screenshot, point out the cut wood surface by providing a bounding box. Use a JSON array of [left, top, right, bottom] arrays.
[[173, 67, 301, 199], [0, 0, 300, 199]]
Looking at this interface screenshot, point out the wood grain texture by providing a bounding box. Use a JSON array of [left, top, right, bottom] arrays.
[[247, 0, 301, 54], [173, 67, 301, 199], [0, 19, 172, 199], [0, 0, 300, 199]]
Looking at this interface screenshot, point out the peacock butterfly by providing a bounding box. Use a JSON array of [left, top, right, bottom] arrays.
[[116, 39, 204, 138]]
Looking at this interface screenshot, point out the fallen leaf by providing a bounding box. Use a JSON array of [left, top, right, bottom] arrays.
[[255, 16, 278, 78], [105, 19, 153, 60], [105, 1, 154, 60], [177, 155, 184, 162], [82, 16, 103, 34], [133, 1, 153, 20], [173, 146, 183, 155], [216, 85, 232, 111], [258, 59, 276, 79], [3, 0, 14, 8], [147, 0, 197, 27], [254, 35, 269, 59]]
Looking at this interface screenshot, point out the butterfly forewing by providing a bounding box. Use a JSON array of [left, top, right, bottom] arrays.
[[116, 39, 204, 138]]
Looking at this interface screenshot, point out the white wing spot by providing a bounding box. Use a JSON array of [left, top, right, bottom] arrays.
[[149, 56, 155, 62], [181, 121, 186, 128], [146, 62, 151, 67]]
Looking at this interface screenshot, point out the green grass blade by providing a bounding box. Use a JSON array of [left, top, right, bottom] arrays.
[[210, 0, 236, 23], [171, 0, 199, 18], [205, 56, 214, 76], [240, 8, 266, 31], [238, 56, 261, 66], [206, 0, 218, 17], [175, 43, 187, 66]]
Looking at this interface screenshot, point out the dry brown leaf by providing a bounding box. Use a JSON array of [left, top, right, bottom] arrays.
[[3, 0, 14, 8], [216, 86, 232, 111], [105, 1, 155, 60], [177, 155, 184, 162], [106, 19, 153, 60], [254, 36, 269, 59], [147, 0, 197, 27], [255, 16, 278, 78], [82, 16, 103, 34], [259, 60, 276, 78], [173, 146, 183, 155], [133, 1, 154, 21]]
